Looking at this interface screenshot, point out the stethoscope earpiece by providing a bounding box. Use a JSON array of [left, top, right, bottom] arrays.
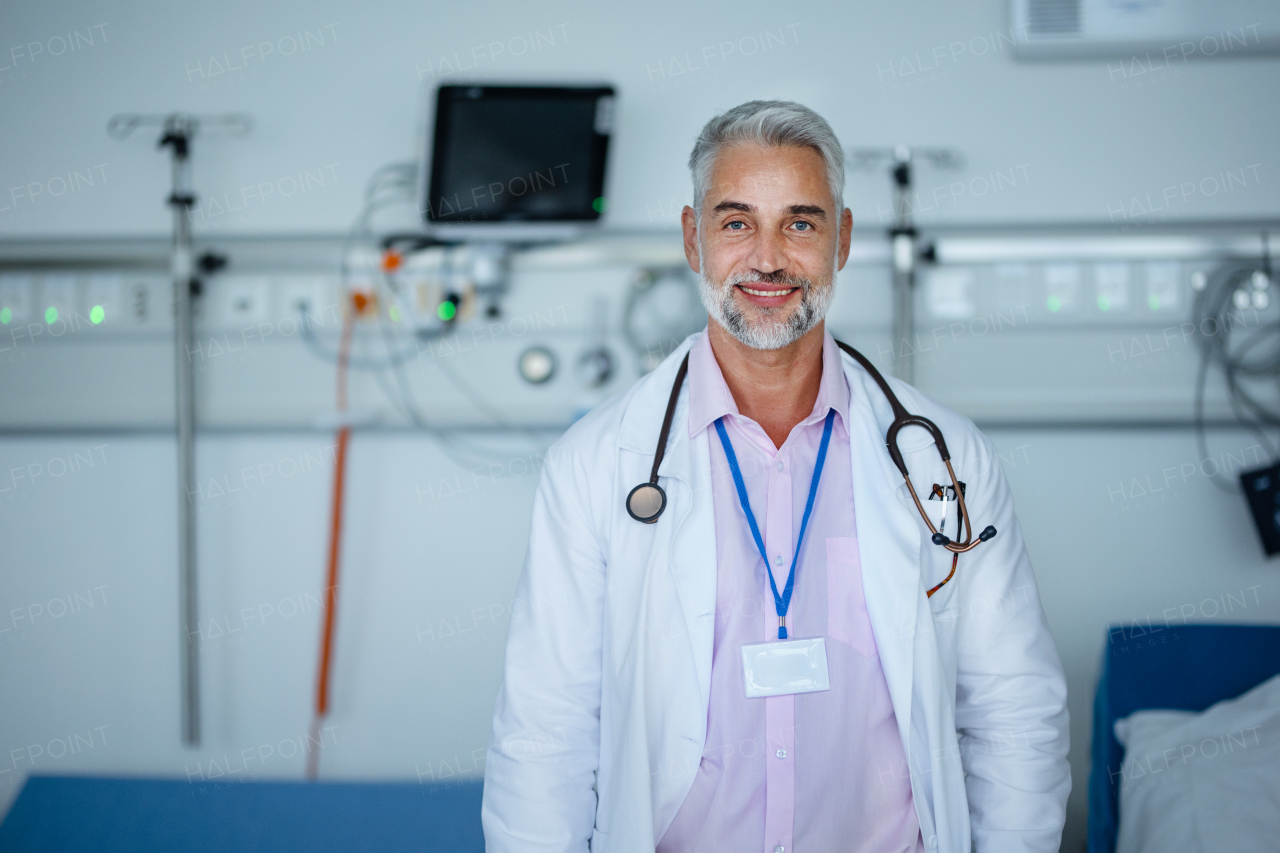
[[626, 482, 667, 523]]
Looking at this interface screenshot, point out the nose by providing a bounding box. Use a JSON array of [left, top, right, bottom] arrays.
[[745, 226, 786, 276]]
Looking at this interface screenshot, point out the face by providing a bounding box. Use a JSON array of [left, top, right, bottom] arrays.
[[682, 143, 852, 350]]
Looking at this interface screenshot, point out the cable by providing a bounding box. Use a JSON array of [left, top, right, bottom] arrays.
[[369, 270, 553, 464], [359, 165, 550, 447], [298, 307, 425, 369], [294, 160, 557, 469], [1191, 244, 1280, 492]]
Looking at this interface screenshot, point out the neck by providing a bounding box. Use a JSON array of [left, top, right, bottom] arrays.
[[707, 320, 826, 449]]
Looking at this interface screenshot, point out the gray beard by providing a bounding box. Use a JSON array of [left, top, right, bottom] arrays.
[[698, 262, 835, 351]]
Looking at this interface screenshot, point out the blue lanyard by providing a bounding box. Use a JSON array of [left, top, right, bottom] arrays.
[[713, 409, 835, 639]]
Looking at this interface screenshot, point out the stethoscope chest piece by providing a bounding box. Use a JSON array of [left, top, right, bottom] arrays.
[[627, 482, 667, 523], [627, 351, 688, 525]]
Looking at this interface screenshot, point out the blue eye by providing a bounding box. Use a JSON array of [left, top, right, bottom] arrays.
[[794, 221, 811, 231], [726, 221, 745, 230]]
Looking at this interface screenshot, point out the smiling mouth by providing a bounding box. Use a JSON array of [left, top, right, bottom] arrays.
[[736, 284, 798, 298]]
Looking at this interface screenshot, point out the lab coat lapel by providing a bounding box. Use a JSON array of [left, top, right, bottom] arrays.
[[843, 362, 922, 753], [616, 336, 716, 718], [656, 393, 717, 714]]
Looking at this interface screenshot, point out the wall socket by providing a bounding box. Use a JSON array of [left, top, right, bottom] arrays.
[[218, 276, 271, 328], [279, 277, 335, 327]]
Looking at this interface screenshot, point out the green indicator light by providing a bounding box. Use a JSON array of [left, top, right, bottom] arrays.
[[0, 307, 10, 324], [1046, 295, 1061, 313], [437, 300, 457, 321], [90, 305, 105, 324], [1097, 296, 1110, 312], [592, 196, 606, 214], [389, 305, 401, 322], [1147, 294, 1160, 310], [45, 306, 58, 324]]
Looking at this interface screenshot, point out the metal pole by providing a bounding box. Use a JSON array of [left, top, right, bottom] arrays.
[[164, 117, 201, 746], [848, 145, 961, 384], [108, 111, 249, 747], [889, 147, 916, 383]]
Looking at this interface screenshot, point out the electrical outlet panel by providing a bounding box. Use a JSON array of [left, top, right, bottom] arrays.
[[40, 274, 78, 326], [921, 260, 1202, 322], [0, 274, 34, 326], [86, 274, 124, 326]]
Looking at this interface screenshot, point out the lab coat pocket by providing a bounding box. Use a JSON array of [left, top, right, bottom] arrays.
[[824, 537, 877, 658]]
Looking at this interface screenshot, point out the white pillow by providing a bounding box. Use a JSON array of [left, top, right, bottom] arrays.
[[1112, 673, 1280, 853]]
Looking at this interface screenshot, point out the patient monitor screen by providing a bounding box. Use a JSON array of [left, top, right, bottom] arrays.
[[424, 85, 613, 224]]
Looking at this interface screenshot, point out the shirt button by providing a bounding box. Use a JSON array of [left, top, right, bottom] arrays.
[[775, 847, 785, 853], [776, 749, 786, 759], [926, 836, 938, 850], [774, 554, 783, 566], [775, 460, 784, 472]]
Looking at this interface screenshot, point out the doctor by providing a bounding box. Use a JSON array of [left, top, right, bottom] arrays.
[[482, 100, 1070, 853]]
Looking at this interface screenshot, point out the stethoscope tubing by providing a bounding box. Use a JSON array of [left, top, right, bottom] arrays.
[[629, 339, 996, 559]]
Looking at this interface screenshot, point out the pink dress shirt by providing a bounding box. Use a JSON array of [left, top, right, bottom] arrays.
[[657, 330, 925, 853]]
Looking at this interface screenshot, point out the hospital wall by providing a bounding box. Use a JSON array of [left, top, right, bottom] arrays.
[[3, 2, 1280, 853]]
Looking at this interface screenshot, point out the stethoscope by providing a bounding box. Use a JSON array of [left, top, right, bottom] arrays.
[[625, 340, 997, 587]]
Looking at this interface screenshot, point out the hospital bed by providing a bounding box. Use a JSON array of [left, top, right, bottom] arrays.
[[0, 776, 484, 852], [1088, 623, 1280, 853]]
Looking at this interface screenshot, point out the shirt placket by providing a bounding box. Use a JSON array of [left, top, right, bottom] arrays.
[[762, 443, 795, 853]]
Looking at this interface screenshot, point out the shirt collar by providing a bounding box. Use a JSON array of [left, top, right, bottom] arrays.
[[687, 327, 851, 438]]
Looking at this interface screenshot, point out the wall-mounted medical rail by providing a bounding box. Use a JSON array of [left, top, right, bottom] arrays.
[[3, 221, 1275, 272]]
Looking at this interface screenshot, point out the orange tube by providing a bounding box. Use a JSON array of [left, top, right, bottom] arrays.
[[306, 296, 356, 780]]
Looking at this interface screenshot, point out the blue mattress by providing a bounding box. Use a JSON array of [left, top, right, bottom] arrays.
[[0, 775, 484, 852], [1088, 623, 1280, 853]]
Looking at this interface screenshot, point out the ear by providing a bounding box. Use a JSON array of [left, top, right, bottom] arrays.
[[681, 206, 701, 274], [836, 208, 853, 271]]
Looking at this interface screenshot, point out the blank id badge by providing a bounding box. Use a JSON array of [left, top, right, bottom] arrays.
[[741, 636, 831, 698]]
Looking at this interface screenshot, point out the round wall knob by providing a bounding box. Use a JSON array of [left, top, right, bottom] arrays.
[[518, 346, 556, 384]]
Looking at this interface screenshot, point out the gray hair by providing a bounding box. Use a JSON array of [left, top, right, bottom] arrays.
[[688, 100, 845, 220]]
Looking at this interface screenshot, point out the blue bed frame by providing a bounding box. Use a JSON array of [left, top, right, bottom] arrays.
[[0, 776, 484, 852], [1088, 623, 1280, 853]]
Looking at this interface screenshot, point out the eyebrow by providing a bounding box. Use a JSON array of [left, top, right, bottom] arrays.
[[711, 200, 827, 219]]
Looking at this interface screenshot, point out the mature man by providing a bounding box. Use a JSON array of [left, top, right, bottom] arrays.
[[482, 101, 1070, 853]]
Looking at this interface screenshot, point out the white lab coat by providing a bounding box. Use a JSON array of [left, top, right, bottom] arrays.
[[482, 333, 1070, 853]]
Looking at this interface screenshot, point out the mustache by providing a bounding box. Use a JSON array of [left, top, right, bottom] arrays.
[[722, 270, 812, 289]]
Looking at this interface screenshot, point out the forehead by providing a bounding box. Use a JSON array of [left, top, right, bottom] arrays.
[[704, 143, 830, 209]]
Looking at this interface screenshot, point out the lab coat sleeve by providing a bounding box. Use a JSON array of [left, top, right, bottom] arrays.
[[482, 441, 607, 853], [950, 435, 1071, 853]]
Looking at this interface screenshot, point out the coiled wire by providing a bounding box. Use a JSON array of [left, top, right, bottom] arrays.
[[1192, 252, 1279, 491]]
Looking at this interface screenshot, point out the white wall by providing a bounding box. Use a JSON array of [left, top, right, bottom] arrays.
[[1, 0, 1277, 236], [3, 3, 1280, 853]]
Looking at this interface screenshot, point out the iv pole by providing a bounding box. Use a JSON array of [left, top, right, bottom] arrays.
[[849, 146, 962, 384], [108, 112, 252, 746]]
